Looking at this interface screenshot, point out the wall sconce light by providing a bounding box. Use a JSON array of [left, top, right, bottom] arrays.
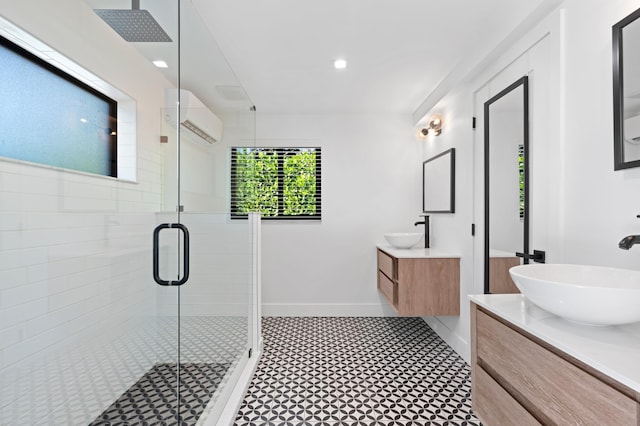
[[416, 114, 443, 140]]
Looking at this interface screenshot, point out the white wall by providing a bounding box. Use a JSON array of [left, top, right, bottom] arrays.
[[419, 0, 640, 363], [253, 113, 422, 316], [561, 0, 640, 268], [171, 110, 422, 318], [417, 88, 477, 357], [422, 9, 559, 363], [0, 1, 172, 423]]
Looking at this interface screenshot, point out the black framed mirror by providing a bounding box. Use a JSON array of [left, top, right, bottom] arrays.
[[613, 7, 640, 170], [484, 76, 529, 294], [422, 148, 455, 213]]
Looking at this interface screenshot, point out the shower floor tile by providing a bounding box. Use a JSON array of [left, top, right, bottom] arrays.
[[235, 317, 482, 425], [90, 362, 229, 425]]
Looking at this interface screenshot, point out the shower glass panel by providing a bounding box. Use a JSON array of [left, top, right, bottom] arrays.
[[162, 0, 258, 424], [0, 0, 257, 424], [0, 1, 178, 422], [152, 0, 258, 422]]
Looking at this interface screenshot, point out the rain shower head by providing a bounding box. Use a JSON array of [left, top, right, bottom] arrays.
[[94, 0, 172, 42]]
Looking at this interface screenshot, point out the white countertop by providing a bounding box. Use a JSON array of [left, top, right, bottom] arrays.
[[377, 244, 460, 259], [469, 293, 640, 393]]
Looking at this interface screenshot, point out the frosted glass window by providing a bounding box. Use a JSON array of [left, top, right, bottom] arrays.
[[0, 36, 117, 177]]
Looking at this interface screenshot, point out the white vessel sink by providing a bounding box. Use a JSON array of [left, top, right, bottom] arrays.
[[509, 264, 640, 326], [384, 232, 422, 249]]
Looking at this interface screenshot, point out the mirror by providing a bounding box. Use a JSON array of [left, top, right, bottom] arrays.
[[484, 76, 528, 294], [613, 7, 640, 170], [422, 148, 455, 213]]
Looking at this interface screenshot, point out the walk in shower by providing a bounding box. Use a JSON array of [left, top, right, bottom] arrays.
[[0, 1, 260, 424]]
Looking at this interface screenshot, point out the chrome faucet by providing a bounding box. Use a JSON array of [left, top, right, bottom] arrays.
[[414, 215, 430, 248], [619, 235, 640, 250]]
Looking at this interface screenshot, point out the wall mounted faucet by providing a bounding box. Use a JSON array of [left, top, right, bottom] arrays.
[[619, 235, 640, 250], [414, 215, 430, 248], [516, 250, 546, 263], [618, 214, 640, 250]]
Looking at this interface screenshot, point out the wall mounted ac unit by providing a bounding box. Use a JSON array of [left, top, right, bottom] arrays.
[[164, 89, 223, 144], [624, 114, 640, 144]]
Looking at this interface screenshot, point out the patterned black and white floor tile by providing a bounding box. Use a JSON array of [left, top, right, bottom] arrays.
[[3, 315, 249, 425], [235, 317, 482, 426], [154, 316, 249, 364], [90, 362, 230, 425]]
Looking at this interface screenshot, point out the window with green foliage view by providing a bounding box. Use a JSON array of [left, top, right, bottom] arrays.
[[518, 144, 524, 220], [230, 147, 321, 220]]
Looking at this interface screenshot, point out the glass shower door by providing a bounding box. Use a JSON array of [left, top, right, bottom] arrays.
[[172, 212, 255, 422], [154, 1, 258, 423], [89, 0, 258, 422], [152, 211, 255, 424]]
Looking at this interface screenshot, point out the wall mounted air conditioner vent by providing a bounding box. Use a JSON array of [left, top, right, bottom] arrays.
[[182, 120, 217, 144], [164, 89, 223, 144]]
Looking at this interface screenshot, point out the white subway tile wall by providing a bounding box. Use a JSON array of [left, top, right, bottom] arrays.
[[0, 130, 163, 424], [0, 158, 256, 424]]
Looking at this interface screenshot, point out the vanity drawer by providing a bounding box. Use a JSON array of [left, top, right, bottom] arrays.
[[476, 310, 639, 425], [377, 270, 396, 308], [474, 365, 540, 426], [377, 249, 395, 279]]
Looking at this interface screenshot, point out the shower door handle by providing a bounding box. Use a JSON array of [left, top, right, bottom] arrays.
[[153, 223, 190, 286]]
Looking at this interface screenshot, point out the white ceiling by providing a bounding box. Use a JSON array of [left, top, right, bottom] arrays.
[[192, 0, 553, 115], [85, 0, 554, 117]]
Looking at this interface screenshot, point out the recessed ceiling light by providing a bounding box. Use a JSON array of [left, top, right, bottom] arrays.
[[153, 60, 168, 68], [333, 58, 347, 70]]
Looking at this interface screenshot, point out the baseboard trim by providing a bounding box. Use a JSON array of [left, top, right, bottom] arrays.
[[262, 303, 396, 317], [421, 317, 470, 363]]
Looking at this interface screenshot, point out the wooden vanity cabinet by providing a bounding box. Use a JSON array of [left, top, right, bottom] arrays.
[[376, 248, 459, 316], [471, 303, 640, 425], [488, 256, 520, 293]]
